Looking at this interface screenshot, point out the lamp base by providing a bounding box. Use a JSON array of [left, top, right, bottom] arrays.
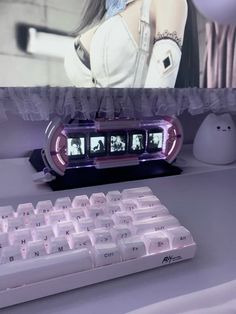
[[29, 149, 182, 191]]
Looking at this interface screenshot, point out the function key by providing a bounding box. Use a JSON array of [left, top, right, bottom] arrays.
[[54, 197, 72, 210], [121, 187, 153, 199], [36, 200, 53, 214], [143, 231, 170, 254], [72, 195, 90, 208], [118, 236, 146, 260]]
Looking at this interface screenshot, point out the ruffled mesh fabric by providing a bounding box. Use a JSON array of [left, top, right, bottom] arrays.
[[0, 87, 235, 121]]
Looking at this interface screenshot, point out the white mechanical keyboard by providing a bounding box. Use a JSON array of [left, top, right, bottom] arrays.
[[0, 186, 196, 308]]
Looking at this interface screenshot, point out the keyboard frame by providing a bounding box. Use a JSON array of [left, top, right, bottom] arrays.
[[0, 244, 196, 308]]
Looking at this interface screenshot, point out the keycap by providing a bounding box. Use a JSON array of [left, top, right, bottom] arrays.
[[119, 236, 146, 260], [36, 200, 53, 214], [25, 240, 47, 259], [90, 193, 107, 206], [72, 195, 90, 208], [164, 226, 194, 248], [28, 213, 45, 227], [133, 206, 169, 220], [68, 232, 92, 250], [54, 197, 72, 210], [143, 231, 170, 254], [133, 215, 180, 234], [105, 204, 121, 215], [47, 237, 70, 254], [32, 225, 55, 242], [91, 228, 112, 244], [76, 218, 95, 232], [122, 187, 153, 199], [67, 208, 85, 221], [9, 228, 32, 246], [3, 217, 25, 232], [113, 211, 133, 225], [120, 199, 138, 211], [0, 186, 196, 309], [85, 205, 105, 218], [46, 210, 66, 224], [54, 221, 76, 237], [0, 245, 22, 264], [135, 195, 161, 208], [0, 232, 9, 250], [94, 243, 121, 267], [95, 216, 114, 229], [106, 191, 122, 203], [0, 206, 14, 220], [17, 203, 34, 220], [111, 225, 132, 241]]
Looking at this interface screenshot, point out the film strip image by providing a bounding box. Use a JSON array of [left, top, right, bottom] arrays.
[[67, 136, 85, 157], [147, 130, 163, 152], [110, 134, 126, 153], [130, 133, 145, 153], [90, 134, 106, 156]]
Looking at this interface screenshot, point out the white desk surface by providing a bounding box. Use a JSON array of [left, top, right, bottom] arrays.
[[1, 145, 236, 314]]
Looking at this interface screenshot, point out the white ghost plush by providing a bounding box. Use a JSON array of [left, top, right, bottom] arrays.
[[193, 113, 236, 164]]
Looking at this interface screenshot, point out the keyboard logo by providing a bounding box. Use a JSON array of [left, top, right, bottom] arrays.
[[162, 255, 182, 264]]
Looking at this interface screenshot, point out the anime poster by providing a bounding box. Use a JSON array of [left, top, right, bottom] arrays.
[[1, 0, 235, 88], [65, 0, 200, 88]]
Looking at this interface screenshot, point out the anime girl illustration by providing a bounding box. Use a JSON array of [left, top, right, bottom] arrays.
[[65, 0, 199, 88]]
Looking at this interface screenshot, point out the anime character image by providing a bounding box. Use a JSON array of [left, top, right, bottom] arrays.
[[90, 136, 106, 154], [64, 0, 199, 88], [110, 135, 126, 152], [67, 138, 85, 156], [131, 134, 144, 151], [148, 131, 163, 150]]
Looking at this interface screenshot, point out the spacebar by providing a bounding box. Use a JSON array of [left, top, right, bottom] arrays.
[[0, 249, 92, 291]]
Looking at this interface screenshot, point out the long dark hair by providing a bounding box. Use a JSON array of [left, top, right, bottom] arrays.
[[176, 0, 200, 87], [75, 0, 106, 34], [76, 0, 199, 87]]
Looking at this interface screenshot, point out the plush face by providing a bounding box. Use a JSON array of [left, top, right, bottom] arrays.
[[193, 113, 236, 164]]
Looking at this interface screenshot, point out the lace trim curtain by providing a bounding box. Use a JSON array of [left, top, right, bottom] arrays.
[[0, 87, 235, 121]]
